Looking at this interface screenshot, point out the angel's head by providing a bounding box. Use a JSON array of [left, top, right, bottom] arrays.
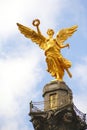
[[47, 29, 54, 37]]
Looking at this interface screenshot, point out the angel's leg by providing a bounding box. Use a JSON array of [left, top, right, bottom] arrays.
[[56, 72, 63, 81]]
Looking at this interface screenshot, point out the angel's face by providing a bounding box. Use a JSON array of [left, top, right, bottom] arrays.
[[47, 29, 54, 37]]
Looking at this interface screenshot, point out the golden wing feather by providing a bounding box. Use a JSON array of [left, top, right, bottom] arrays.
[[17, 23, 46, 50], [56, 25, 78, 44]]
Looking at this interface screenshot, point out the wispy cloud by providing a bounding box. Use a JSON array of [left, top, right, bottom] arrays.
[[0, 0, 65, 39], [0, 47, 44, 130], [72, 57, 87, 89], [72, 57, 87, 115]]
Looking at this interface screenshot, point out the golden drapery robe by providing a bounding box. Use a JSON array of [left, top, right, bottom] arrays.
[[45, 39, 71, 80]]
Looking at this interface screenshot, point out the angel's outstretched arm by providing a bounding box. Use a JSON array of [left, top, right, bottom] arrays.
[[58, 43, 70, 49], [56, 25, 78, 50]]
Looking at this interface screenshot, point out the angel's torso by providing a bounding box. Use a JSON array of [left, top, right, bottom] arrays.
[[45, 38, 60, 51]]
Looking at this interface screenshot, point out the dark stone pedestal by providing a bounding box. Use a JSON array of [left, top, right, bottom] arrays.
[[43, 81, 72, 111], [29, 81, 87, 130]]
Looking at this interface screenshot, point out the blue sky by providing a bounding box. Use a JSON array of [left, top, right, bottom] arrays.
[[0, 0, 87, 130]]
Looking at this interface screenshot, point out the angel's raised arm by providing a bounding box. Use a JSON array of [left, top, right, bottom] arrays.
[[32, 19, 41, 34]]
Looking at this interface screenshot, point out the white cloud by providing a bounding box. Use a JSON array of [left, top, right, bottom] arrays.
[[72, 57, 87, 88], [0, 49, 43, 115], [74, 94, 87, 113], [0, 47, 44, 130], [72, 57, 87, 116], [1, 121, 20, 130], [0, 0, 66, 39], [0, 0, 86, 43]]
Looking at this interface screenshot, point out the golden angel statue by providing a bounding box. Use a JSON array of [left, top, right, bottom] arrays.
[[17, 19, 78, 81]]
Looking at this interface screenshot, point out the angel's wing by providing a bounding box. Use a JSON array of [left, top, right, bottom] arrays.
[[56, 25, 78, 44], [17, 23, 46, 50]]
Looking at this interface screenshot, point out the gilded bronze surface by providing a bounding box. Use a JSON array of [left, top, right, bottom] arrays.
[[17, 19, 78, 81]]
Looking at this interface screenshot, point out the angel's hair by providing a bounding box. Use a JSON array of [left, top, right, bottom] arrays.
[[47, 29, 54, 36]]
